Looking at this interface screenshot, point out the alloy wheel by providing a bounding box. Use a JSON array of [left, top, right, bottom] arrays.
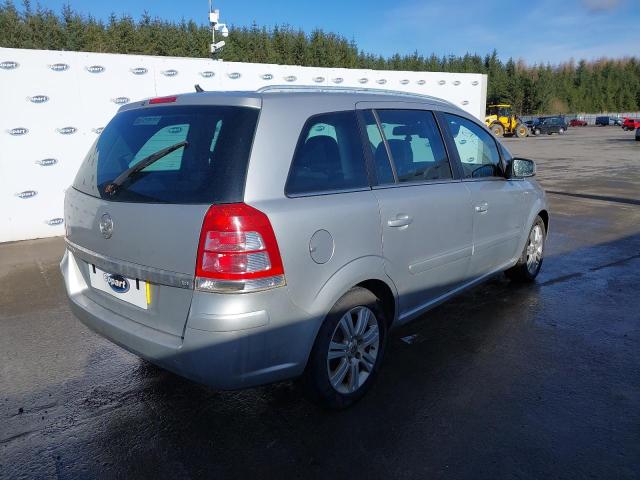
[[526, 224, 544, 274], [327, 306, 380, 394]]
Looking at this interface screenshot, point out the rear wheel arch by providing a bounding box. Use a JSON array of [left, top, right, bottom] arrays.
[[356, 279, 397, 328]]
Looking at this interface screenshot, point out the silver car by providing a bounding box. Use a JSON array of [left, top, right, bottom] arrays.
[[61, 87, 548, 408]]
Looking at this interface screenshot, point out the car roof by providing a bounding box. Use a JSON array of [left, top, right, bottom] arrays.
[[119, 86, 461, 114]]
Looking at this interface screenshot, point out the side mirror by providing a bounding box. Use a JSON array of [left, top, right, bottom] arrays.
[[508, 158, 536, 178]]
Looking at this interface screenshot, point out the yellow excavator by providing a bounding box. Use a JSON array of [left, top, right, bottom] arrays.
[[485, 104, 528, 138]]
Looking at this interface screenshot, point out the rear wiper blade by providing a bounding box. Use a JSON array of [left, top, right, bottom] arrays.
[[105, 140, 188, 196]]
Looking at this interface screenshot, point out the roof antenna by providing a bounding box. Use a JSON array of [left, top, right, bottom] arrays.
[[195, 84, 204, 92]]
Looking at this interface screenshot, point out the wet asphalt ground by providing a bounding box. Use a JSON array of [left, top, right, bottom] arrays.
[[1, 127, 639, 479]]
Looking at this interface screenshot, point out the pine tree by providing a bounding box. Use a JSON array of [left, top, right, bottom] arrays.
[[0, 2, 638, 114]]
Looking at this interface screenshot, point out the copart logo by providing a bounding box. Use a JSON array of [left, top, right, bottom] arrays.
[[92, 127, 104, 134], [261, 73, 273, 80], [284, 75, 297, 82], [131, 67, 148, 75], [8, 127, 28, 136], [313, 76, 325, 83], [28, 95, 49, 104], [332, 77, 344, 84], [112, 96, 130, 105], [99, 213, 113, 239], [162, 69, 178, 77], [0, 60, 18, 70], [57, 126, 77, 135], [16, 190, 37, 199], [86, 65, 105, 73], [46, 218, 64, 226], [200, 71, 215, 78], [35, 158, 58, 167], [49, 63, 70, 72], [227, 72, 241, 79], [103, 273, 129, 294]]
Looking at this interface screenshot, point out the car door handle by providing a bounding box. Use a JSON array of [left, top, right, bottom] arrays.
[[387, 214, 413, 228], [475, 202, 489, 213]]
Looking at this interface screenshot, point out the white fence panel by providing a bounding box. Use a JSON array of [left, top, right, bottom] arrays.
[[0, 47, 487, 242]]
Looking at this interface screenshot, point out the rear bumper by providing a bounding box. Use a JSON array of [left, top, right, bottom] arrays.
[[61, 249, 320, 390]]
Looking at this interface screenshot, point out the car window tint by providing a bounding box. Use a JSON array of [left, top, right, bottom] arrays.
[[73, 106, 259, 203], [444, 113, 502, 179], [129, 124, 190, 171], [376, 109, 452, 183], [286, 111, 369, 195], [361, 110, 395, 185]]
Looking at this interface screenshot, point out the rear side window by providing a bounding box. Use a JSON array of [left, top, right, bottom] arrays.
[[376, 109, 452, 182], [73, 106, 259, 203], [286, 111, 369, 195]]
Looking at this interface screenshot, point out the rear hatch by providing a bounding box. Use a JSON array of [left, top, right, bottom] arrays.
[[65, 100, 260, 337]]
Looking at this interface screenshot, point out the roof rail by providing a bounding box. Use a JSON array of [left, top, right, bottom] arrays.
[[255, 84, 451, 104]]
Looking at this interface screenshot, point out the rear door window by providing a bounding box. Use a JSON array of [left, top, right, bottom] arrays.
[[360, 110, 395, 185], [286, 111, 369, 195], [375, 109, 452, 183], [73, 106, 259, 203]]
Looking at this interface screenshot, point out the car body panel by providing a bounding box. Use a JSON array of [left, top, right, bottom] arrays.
[[373, 181, 474, 316]]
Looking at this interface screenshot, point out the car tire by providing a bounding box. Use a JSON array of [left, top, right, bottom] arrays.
[[302, 287, 388, 409], [505, 215, 546, 283]]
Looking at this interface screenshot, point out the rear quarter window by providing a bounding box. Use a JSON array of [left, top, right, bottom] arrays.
[[285, 111, 369, 196]]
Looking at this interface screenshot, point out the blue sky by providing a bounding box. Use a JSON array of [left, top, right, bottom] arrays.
[[38, 0, 639, 64]]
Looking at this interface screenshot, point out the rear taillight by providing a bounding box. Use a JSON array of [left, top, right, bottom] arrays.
[[195, 203, 285, 293]]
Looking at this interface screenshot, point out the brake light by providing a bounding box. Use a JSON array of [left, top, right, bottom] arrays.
[[195, 203, 285, 293], [149, 96, 177, 104]]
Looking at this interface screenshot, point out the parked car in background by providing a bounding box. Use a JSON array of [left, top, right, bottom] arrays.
[[569, 119, 587, 127], [622, 118, 640, 131], [60, 87, 549, 408], [596, 116, 623, 126], [525, 118, 539, 132], [533, 116, 568, 135]]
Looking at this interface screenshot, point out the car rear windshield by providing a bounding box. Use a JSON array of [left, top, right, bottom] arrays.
[[73, 105, 259, 203]]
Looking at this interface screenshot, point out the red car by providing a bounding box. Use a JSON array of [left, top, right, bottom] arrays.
[[569, 119, 587, 127], [622, 118, 640, 130]]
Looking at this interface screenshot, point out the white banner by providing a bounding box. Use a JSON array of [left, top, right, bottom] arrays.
[[0, 47, 487, 243]]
